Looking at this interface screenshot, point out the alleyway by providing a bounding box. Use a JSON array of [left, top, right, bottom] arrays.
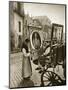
[[10, 52, 64, 88], [10, 52, 41, 88]]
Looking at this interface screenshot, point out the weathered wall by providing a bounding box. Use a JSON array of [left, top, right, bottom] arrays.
[[14, 12, 23, 48]]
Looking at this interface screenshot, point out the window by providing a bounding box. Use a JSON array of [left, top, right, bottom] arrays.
[[18, 35, 22, 48], [18, 21, 21, 32]]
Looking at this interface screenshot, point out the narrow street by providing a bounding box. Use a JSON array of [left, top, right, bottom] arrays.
[[10, 52, 64, 88], [10, 52, 41, 88]]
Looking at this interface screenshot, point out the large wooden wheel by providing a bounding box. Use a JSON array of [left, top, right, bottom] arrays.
[[41, 70, 63, 86]]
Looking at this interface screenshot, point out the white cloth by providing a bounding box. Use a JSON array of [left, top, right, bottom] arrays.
[[22, 48, 30, 57]]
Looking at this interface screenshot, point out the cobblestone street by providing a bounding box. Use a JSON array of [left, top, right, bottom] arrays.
[[10, 52, 64, 88], [10, 52, 41, 88]]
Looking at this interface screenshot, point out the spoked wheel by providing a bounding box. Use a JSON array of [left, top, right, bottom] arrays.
[[41, 70, 63, 86]]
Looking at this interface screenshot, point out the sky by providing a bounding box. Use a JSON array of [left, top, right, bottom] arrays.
[[24, 3, 65, 32]]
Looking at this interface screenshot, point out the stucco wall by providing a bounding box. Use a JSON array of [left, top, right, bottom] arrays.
[[14, 12, 23, 48]]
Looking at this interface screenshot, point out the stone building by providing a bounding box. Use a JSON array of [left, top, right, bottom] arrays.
[[9, 1, 24, 52], [33, 16, 52, 40], [9, 1, 52, 52], [23, 14, 42, 40], [23, 14, 52, 45]]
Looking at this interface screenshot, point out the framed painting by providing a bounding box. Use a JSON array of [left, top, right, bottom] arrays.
[[51, 23, 63, 44]]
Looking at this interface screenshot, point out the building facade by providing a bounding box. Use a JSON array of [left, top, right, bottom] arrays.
[[9, 1, 24, 52], [9, 2, 52, 52]]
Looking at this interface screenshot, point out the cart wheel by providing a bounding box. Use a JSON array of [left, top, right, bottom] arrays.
[[41, 71, 63, 86]]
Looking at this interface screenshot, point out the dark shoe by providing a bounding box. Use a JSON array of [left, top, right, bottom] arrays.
[[35, 67, 41, 70], [23, 77, 30, 80], [23, 78, 27, 80], [27, 76, 30, 80]]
